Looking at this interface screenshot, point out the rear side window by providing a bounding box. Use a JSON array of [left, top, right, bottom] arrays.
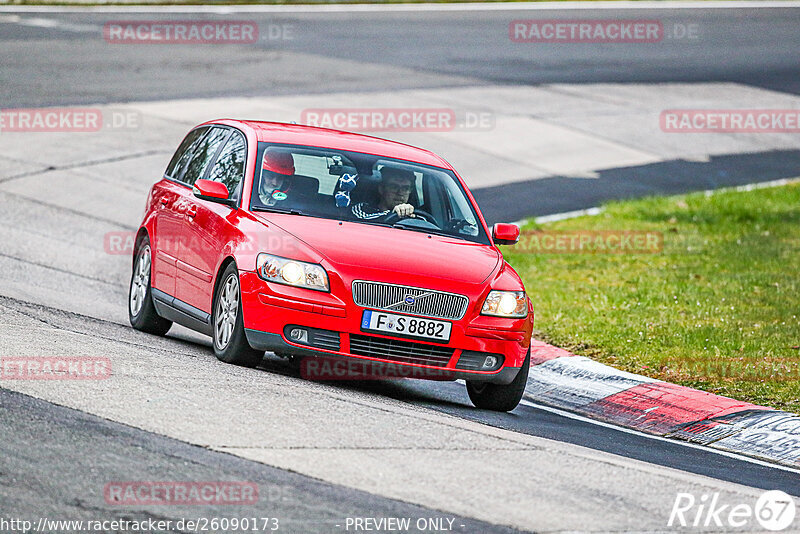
[[207, 131, 246, 200], [174, 128, 225, 186], [164, 127, 207, 181], [182, 127, 230, 186]]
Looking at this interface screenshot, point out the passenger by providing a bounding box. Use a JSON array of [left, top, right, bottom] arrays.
[[258, 149, 295, 206]]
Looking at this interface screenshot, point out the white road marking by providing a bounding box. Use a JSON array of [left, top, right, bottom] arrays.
[[510, 177, 800, 225], [519, 399, 800, 475], [704, 176, 800, 195], [1, 15, 98, 32], [514, 206, 604, 226], [19, 17, 60, 27]]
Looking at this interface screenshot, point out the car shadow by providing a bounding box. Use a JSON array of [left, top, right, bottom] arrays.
[[256, 353, 475, 410], [158, 331, 502, 413]]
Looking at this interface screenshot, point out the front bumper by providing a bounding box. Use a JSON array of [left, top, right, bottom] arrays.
[[239, 272, 532, 385]]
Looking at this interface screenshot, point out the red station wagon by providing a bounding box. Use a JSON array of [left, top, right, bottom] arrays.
[[129, 120, 533, 411]]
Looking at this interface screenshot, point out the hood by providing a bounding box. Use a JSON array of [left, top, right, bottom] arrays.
[[256, 214, 500, 285]]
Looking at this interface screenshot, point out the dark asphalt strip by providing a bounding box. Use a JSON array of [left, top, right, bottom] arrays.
[[472, 149, 800, 224], [1, 8, 799, 109], [0, 387, 526, 534]]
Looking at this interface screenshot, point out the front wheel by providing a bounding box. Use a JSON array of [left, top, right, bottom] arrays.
[[212, 263, 264, 368], [466, 349, 530, 412], [129, 237, 172, 336]]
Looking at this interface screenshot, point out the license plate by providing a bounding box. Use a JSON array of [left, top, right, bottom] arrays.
[[360, 310, 451, 343]]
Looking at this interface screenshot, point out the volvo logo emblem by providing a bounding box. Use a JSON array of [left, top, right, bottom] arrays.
[[386, 291, 433, 310]]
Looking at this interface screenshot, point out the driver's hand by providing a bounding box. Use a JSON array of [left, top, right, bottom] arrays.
[[392, 203, 415, 217]]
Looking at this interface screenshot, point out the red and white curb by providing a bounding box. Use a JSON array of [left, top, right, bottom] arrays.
[[525, 340, 800, 469]]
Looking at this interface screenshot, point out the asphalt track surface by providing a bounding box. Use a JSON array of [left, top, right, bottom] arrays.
[[2, 6, 800, 221], [0, 386, 521, 534], [1, 4, 800, 533]]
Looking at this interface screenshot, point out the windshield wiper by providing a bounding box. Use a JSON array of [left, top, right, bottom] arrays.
[[251, 206, 307, 216], [391, 223, 458, 240]]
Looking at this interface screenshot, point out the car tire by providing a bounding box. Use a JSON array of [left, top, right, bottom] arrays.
[[466, 349, 530, 412], [212, 263, 264, 368], [129, 236, 172, 336]]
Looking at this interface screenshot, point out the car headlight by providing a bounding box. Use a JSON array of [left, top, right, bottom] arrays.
[[256, 253, 329, 292], [481, 290, 528, 318]]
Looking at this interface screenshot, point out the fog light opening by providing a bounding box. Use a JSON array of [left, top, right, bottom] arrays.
[[289, 328, 308, 343], [482, 355, 498, 369]]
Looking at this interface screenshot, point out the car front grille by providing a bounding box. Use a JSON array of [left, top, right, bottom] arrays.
[[349, 334, 455, 367], [351, 280, 469, 320]]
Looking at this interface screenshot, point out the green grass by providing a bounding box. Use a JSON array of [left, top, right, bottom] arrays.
[[502, 182, 800, 413]]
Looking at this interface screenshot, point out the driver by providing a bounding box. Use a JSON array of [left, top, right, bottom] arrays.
[[351, 167, 416, 221], [258, 149, 295, 206]]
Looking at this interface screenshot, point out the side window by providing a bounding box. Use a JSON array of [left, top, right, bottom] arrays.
[[164, 127, 207, 180], [182, 127, 229, 186], [207, 132, 246, 200]]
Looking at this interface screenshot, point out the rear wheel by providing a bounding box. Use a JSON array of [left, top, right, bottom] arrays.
[[466, 349, 530, 412], [213, 263, 264, 368], [128, 237, 172, 336]]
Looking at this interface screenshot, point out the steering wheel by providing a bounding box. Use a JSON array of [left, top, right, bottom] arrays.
[[384, 209, 438, 226]]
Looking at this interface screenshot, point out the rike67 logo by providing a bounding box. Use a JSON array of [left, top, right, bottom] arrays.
[[669, 490, 796, 531]]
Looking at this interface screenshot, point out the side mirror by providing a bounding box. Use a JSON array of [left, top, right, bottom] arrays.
[[493, 223, 520, 245], [193, 179, 232, 205]]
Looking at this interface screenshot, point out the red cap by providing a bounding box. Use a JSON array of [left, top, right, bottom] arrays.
[[262, 149, 294, 176]]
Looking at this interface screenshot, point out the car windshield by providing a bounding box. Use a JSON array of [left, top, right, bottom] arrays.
[[249, 143, 490, 244]]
